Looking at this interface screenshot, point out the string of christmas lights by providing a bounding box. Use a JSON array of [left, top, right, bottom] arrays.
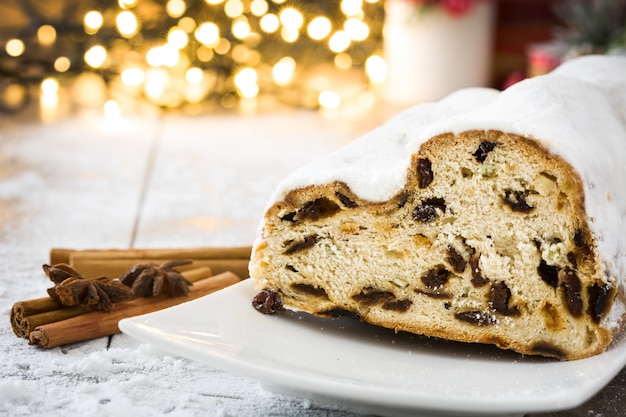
[[0, 0, 386, 117]]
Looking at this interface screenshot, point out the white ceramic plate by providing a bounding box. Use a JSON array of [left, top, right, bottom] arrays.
[[119, 279, 626, 417]]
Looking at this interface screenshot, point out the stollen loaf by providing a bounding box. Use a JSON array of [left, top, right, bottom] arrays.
[[249, 55, 626, 360]]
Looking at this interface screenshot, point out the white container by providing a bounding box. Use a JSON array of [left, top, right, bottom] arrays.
[[383, 0, 496, 105]]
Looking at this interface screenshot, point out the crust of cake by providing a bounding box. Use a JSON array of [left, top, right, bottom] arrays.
[[250, 130, 619, 360]]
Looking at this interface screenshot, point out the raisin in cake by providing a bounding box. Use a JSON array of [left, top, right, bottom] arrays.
[[249, 55, 626, 360]]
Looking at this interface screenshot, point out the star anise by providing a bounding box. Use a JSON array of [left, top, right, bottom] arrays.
[[43, 264, 131, 312], [119, 259, 193, 297], [43, 263, 82, 285]]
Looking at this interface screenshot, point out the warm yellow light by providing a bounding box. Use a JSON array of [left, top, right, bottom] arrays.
[[239, 85, 259, 99], [116, 11, 139, 37], [232, 16, 250, 39], [84, 11, 104, 34], [168, 27, 189, 48], [144, 68, 168, 100], [179, 16, 196, 32], [328, 31, 351, 53], [104, 100, 121, 120], [54, 56, 71, 72], [334, 52, 352, 69], [84, 45, 107, 68], [234, 67, 258, 98], [259, 14, 279, 33], [365, 54, 387, 84], [272, 57, 296, 86], [186, 67, 203, 84], [281, 27, 299, 43], [341, 0, 363, 16], [344, 18, 369, 41], [37, 25, 57, 46], [231, 44, 249, 63], [40, 94, 59, 123], [5, 39, 25, 57], [280, 8, 304, 29], [224, 0, 244, 18], [166, 0, 186, 18], [2, 82, 27, 110], [146, 45, 179, 67], [272, 0, 286, 3], [41, 78, 59, 96], [214, 38, 231, 55], [319, 90, 341, 110], [195, 22, 220, 47], [246, 49, 262, 66], [307, 17, 332, 40], [119, 0, 138, 8], [205, 0, 224, 4], [121, 67, 145, 86], [197, 46, 214, 62], [250, 0, 268, 16], [146, 47, 161, 67]]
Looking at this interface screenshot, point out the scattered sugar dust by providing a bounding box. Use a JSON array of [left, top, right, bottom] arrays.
[[0, 329, 366, 417]]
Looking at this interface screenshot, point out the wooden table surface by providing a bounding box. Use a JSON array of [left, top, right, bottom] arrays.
[[1, 104, 624, 417]]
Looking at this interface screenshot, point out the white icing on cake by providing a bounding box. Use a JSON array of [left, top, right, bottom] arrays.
[[266, 55, 626, 329], [269, 87, 501, 204]]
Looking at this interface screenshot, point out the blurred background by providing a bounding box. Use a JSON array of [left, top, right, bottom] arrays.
[[0, 0, 624, 122]]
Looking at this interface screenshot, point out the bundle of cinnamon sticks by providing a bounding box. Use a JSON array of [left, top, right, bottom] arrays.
[[11, 246, 251, 348]]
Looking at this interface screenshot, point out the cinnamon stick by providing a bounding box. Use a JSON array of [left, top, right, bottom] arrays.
[[48, 246, 252, 279], [13, 305, 92, 338], [11, 266, 213, 338], [50, 246, 252, 265], [29, 271, 241, 349], [68, 258, 249, 281]]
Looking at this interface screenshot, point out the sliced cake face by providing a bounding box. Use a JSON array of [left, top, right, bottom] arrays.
[[250, 130, 618, 360]]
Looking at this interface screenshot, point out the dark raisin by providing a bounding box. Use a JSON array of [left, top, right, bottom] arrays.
[[588, 283, 614, 323], [417, 158, 433, 188], [530, 342, 565, 359], [285, 265, 299, 272], [503, 189, 535, 212], [444, 302, 452, 310], [413, 205, 437, 223], [352, 288, 395, 306], [295, 198, 340, 221], [489, 281, 520, 316], [560, 269, 583, 317], [382, 299, 412, 311], [252, 289, 284, 314], [538, 260, 559, 288], [284, 234, 319, 254], [280, 212, 296, 222], [469, 257, 489, 287], [574, 228, 588, 248], [421, 266, 451, 288], [455, 310, 498, 326], [567, 251, 577, 269], [473, 141, 497, 163], [446, 245, 467, 273], [412, 197, 446, 223], [335, 192, 358, 208], [291, 283, 328, 298]]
